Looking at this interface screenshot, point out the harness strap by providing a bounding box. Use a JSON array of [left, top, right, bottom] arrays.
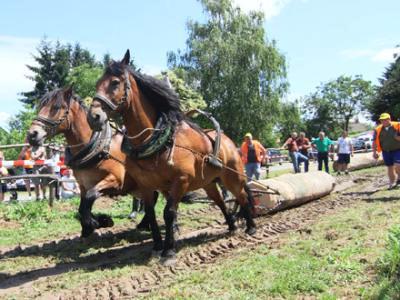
[[121, 113, 173, 160], [65, 122, 113, 169]]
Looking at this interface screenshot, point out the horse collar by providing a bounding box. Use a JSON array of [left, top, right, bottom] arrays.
[[121, 113, 173, 160], [65, 122, 113, 169]]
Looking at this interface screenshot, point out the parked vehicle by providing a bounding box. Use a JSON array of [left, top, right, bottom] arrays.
[[266, 148, 288, 165]]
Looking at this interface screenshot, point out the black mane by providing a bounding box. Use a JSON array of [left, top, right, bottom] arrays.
[[105, 62, 184, 125], [38, 88, 86, 111]]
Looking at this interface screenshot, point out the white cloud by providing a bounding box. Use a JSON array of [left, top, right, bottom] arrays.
[[232, 0, 292, 19], [141, 64, 164, 76], [340, 49, 374, 59], [371, 48, 400, 62], [340, 47, 400, 63], [0, 35, 38, 116]]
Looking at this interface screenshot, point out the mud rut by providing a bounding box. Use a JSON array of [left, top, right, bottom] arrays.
[[0, 173, 387, 299]]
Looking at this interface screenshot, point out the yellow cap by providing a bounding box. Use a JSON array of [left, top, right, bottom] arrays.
[[379, 113, 391, 120], [244, 132, 252, 138]]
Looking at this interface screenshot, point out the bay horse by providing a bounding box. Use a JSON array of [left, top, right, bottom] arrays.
[[88, 50, 256, 265], [26, 87, 158, 238]]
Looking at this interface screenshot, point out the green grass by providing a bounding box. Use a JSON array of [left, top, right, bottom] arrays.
[[366, 226, 400, 299], [0, 194, 208, 248], [144, 178, 400, 299]]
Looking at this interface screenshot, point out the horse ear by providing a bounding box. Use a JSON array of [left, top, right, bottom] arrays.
[[121, 49, 130, 65], [64, 86, 73, 101]]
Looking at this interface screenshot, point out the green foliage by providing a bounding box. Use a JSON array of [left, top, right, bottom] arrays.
[[368, 47, 400, 122], [21, 39, 99, 107], [156, 69, 206, 112], [277, 101, 306, 143], [302, 75, 374, 139], [65, 64, 104, 98], [3, 200, 57, 223], [0, 107, 36, 160], [167, 0, 288, 144]]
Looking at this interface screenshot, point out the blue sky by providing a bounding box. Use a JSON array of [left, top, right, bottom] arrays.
[[0, 0, 399, 128]]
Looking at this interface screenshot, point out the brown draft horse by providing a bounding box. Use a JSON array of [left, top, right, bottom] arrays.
[[88, 50, 256, 264], [26, 87, 157, 237]]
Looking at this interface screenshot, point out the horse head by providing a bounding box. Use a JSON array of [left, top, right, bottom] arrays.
[[27, 87, 75, 146], [88, 50, 132, 132]]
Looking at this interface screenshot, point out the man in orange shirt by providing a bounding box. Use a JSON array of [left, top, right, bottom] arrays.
[[372, 113, 400, 189], [240, 133, 266, 180]]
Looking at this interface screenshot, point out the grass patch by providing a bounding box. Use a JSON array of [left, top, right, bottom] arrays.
[[366, 225, 400, 299], [145, 183, 400, 299]]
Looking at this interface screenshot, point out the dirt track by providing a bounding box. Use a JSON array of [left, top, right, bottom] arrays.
[[0, 172, 388, 299]]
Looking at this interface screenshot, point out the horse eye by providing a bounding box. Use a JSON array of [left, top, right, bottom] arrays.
[[111, 79, 120, 86]]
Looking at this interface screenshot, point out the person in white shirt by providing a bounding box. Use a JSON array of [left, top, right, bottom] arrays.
[[336, 131, 354, 175], [60, 169, 80, 199]]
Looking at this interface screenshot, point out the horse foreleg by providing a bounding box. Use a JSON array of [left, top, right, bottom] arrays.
[[78, 188, 102, 237], [161, 179, 188, 265], [237, 185, 256, 235]]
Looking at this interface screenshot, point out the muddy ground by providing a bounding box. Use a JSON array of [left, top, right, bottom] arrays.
[[0, 170, 393, 299]]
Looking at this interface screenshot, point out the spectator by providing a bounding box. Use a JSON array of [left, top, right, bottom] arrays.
[[282, 132, 308, 173], [312, 131, 334, 173], [19, 145, 33, 200], [336, 131, 354, 175], [296, 132, 311, 172], [240, 133, 266, 180], [31, 145, 48, 200], [0, 151, 8, 201], [60, 169, 80, 199], [373, 113, 400, 189]]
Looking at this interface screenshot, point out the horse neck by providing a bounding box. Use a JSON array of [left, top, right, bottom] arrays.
[[123, 84, 157, 146], [63, 104, 93, 155]]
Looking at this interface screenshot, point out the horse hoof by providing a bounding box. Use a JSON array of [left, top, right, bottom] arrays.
[[151, 249, 162, 258], [228, 224, 237, 232], [81, 227, 95, 238], [136, 221, 151, 231], [160, 255, 177, 266], [245, 227, 256, 236], [160, 250, 177, 266], [97, 214, 114, 228]]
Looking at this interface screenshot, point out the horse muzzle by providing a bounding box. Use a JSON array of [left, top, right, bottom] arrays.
[[27, 126, 46, 146]]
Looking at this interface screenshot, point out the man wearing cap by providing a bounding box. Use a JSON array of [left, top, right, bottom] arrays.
[[240, 133, 267, 180], [373, 113, 400, 189]]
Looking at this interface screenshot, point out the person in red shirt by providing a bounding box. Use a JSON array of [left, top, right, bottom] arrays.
[[240, 133, 266, 180], [296, 132, 311, 172], [282, 132, 308, 173]]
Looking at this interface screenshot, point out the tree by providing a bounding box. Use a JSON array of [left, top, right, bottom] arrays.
[[65, 64, 104, 99], [302, 75, 374, 138], [157, 69, 207, 112], [368, 47, 400, 122], [167, 0, 288, 144], [0, 107, 36, 160], [21, 39, 100, 107], [277, 101, 305, 141]]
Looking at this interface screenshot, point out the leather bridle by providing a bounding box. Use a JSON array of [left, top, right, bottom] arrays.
[[93, 69, 131, 112], [33, 102, 71, 137]]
